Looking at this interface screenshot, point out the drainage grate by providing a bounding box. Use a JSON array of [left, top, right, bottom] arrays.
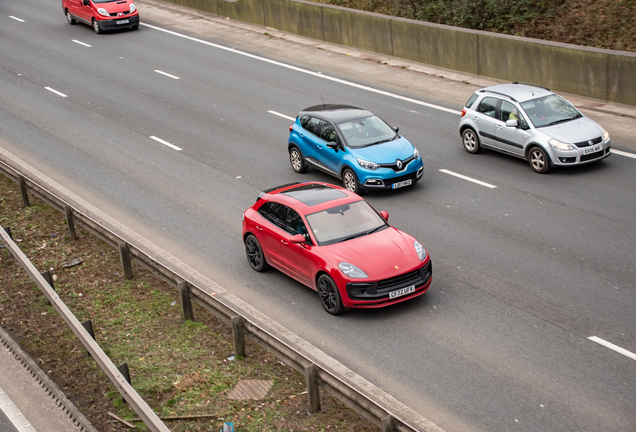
[[0, 325, 99, 432]]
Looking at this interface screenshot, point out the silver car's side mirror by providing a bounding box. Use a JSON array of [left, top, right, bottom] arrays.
[[506, 119, 519, 128]]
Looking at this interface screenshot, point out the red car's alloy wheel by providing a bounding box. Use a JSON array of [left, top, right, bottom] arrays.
[[245, 235, 268, 272], [318, 274, 345, 315]]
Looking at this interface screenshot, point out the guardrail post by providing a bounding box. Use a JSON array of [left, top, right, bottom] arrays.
[[81, 320, 95, 357], [117, 363, 131, 404], [3, 227, 12, 240], [231, 316, 245, 359], [177, 281, 194, 322], [41, 270, 54, 304], [17, 175, 30, 207], [381, 415, 396, 432], [118, 242, 133, 280], [304, 363, 320, 413], [64, 206, 77, 241]]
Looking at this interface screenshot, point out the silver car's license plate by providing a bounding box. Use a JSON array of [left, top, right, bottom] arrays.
[[392, 179, 412, 189], [389, 284, 415, 299], [117, 19, 130, 24], [584, 145, 601, 154]]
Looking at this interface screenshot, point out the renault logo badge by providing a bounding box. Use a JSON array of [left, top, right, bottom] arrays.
[[396, 160, 403, 170]]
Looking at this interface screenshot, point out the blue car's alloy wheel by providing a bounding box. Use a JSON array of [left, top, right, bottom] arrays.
[[289, 146, 307, 173], [342, 168, 360, 193]]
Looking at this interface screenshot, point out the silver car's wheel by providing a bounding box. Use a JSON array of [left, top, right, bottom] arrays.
[[462, 128, 481, 154], [342, 168, 360, 193], [66, 10, 76, 25], [317, 274, 345, 315], [289, 146, 307, 173], [92, 19, 101, 34], [528, 146, 551, 173]]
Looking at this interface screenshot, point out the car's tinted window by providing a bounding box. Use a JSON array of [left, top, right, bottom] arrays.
[[319, 122, 340, 145], [303, 116, 321, 136], [465, 93, 479, 109], [286, 209, 312, 244], [499, 100, 529, 129], [299, 115, 309, 127], [258, 202, 288, 231], [477, 97, 498, 118]]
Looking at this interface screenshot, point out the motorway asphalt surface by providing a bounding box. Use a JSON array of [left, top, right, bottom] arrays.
[[1, 1, 635, 431]]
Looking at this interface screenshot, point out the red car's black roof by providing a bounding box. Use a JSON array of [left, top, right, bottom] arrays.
[[259, 182, 360, 214]]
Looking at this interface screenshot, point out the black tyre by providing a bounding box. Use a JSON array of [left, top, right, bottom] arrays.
[[66, 10, 76, 25], [342, 168, 360, 193], [92, 19, 101, 34], [462, 128, 481, 154], [317, 274, 345, 315], [245, 234, 268, 272], [289, 146, 308, 173], [528, 146, 552, 173]]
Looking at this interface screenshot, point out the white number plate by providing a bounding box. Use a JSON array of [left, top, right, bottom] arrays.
[[584, 145, 601, 154], [389, 284, 415, 299], [117, 19, 130, 24], [392, 179, 412, 189]]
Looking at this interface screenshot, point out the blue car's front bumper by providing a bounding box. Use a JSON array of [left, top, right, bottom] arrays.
[[357, 160, 424, 191]]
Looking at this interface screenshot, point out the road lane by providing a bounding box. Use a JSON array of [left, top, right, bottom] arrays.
[[1, 1, 635, 431]]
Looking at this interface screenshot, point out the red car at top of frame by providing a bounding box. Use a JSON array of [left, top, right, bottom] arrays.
[[242, 181, 432, 315]]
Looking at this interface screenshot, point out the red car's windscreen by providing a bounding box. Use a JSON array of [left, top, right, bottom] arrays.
[[305, 200, 387, 246]]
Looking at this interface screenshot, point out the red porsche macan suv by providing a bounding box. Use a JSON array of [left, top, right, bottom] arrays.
[[242, 182, 432, 315]]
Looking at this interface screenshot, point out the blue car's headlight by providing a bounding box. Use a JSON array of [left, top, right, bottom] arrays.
[[357, 159, 379, 171], [414, 241, 427, 261], [414, 148, 420, 159], [339, 262, 368, 278]]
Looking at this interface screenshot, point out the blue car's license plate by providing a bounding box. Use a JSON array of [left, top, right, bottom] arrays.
[[392, 179, 412, 189]]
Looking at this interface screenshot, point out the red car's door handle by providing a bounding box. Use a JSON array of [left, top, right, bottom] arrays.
[[280, 239, 288, 245], [256, 225, 263, 231]]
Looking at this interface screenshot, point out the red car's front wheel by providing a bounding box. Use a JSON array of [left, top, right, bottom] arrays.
[[245, 234, 268, 272], [317, 274, 345, 315]]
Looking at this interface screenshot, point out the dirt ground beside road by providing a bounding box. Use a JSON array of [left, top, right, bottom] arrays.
[[0, 174, 376, 431]]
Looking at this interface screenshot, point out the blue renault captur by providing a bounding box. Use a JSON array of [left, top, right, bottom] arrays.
[[287, 105, 423, 193]]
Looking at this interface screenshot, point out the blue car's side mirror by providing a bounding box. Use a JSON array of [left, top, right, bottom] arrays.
[[326, 142, 339, 151]]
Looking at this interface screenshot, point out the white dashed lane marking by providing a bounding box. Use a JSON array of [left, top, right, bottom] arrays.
[[439, 169, 497, 188], [72, 40, 92, 47], [154, 70, 180, 80], [268, 111, 295, 121], [612, 149, 636, 159], [588, 336, 636, 361], [44, 87, 67, 98], [150, 136, 182, 151], [9, 16, 25, 22]]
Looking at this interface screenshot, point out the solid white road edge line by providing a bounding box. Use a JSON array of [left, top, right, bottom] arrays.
[[268, 110, 295, 121], [0, 386, 37, 432], [588, 336, 636, 361], [150, 136, 182, 151], [9, 16, 25, 22], [612, 149, 636, 159], [44, 87, 67, 98], [72, 39, 92, 47], [439, 169, 497, 188], [154, 70, 180, 79], [141, 23, 462, 116]]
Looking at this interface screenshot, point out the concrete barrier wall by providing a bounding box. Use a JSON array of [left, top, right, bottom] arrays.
[[160, 0, 636, 105]]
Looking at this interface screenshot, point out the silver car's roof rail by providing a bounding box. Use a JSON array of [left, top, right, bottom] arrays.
[[478, 89, 519, 103], [512, 81, 551, 91]]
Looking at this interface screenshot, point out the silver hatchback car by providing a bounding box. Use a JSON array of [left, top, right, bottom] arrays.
[[458, 82, 611, 173]]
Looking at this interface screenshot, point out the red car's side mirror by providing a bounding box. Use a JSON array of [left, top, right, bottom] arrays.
[[380, 211, 389, 221], [290, 234, 306, 244]]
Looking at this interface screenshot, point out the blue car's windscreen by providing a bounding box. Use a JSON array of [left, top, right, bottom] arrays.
[[305, 200, 387, 246], [337, 116, 397, 148]]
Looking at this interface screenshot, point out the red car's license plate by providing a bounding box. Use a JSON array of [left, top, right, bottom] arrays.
[[117, 19, 130, 24], [389, 284, 415, 299]]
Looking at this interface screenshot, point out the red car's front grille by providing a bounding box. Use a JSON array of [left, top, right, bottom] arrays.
[[109, 10, 130, 16], [346, 260, 432, 301]]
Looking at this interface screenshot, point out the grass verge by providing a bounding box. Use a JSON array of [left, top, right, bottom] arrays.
[[0, 174, 376, 431]]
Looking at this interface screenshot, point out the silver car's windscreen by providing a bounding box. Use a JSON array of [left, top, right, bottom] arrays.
[[305, 200, 387, 246], [337, 116, 397, 148], [520, 94, 582, 128]]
